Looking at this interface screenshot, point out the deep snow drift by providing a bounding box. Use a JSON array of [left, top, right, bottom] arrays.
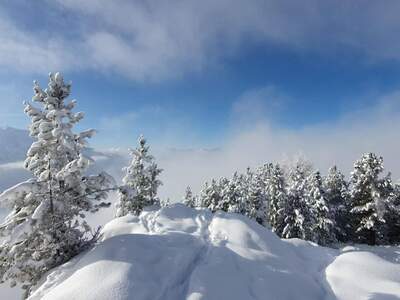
[[25, 204, 400, 300]]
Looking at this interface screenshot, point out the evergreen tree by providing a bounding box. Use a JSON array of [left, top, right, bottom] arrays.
[[385, 181, 400, 244], [116, 135, 162, 217], [183, 186, 196, 208], [323, 166, 350, 242], [199, 179, 221, 212], [245, 168, 268, 225], [349, 153, 389, 245], [257, 163, 274, 186], [0, 73, 113, 297], [220, 172, 244, 213], [267, 164, 286, 235], [282, 162, 313, 240], [255, 163, 274, 217], [306, 171, 335, 245], [198, 181, 210, 209]]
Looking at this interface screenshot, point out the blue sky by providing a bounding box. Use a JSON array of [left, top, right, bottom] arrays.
[[1, 0, 400, 154]]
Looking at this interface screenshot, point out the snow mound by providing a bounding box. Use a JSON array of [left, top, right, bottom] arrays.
[[28, 204, 400, 300], [326, 246, 400, 299]]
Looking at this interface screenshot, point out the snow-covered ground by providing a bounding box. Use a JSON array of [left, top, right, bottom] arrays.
[[21, 204, 400, 300]]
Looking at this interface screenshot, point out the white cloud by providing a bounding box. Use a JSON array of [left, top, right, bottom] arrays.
[[230, 85, 290, 127], [156, 88, 400, 200], [1, 1, 400, 81], [0, 16, 81, 74]]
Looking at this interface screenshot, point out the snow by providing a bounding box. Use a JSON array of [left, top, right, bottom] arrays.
[[22, 204, 400, 300], [326, 246, 400, 299], [0, 179, 38, 208], [0, 162, 30, 193]]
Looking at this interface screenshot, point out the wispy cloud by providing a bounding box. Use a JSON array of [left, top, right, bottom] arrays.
[[230, 85, 290, 127], [156, 88, 400, 200], [1, 1, 400, 81], [0, 15, 81, 74]]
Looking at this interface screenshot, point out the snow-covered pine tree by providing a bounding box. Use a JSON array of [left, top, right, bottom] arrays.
[[255, 163, 274, 224], [199, 179, 221, 212], [198, 181, 209, 208], [0, 73, 114, 297], [116, 135, 162, 217], [198, 181, 210, 209], [183, 186, 196, 208], [214, 177, 228, 211], [349, 153, 389, 245], [220, 172, 245, 214], [281, 162, 313, 240], [323, 166, 350, 242], [244, 168, 267, 226], [377, 172, 395, 245], [385, 180, 400, 244], [306, 171, 335, 245], [267, 164, 287, 235]]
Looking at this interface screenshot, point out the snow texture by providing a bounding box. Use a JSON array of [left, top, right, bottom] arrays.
[[25, 204, 400, 300]]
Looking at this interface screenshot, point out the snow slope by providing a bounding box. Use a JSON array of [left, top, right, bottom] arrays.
[[26, 204, 400, 300]]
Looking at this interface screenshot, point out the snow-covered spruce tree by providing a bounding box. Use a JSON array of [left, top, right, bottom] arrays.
[[306, 171, 335, 245], [183, 186, 196, 208], [220, 172, 245, 214], [255, 163, 274, 210], [0, 73, 114, 297], [349, 153, 389, 245], [323, 166, 350, 242], [267, 164, 287, 236], [116, 135, 162, 217], [372, 172, 394, 245], [281, 162, 313, 240], [385, 180, 400, 244], [199, 179, 222, 212], [244, 168, 268, 226], [198, 181, 209, 209]]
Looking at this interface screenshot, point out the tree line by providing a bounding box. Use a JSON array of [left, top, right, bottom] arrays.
[[183, 155, 400, 246]]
